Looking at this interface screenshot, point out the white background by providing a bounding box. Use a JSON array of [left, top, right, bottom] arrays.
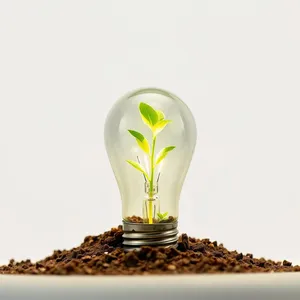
[[0, 0, 299, 266]]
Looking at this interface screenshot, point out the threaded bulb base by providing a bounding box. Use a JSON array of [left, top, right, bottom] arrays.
[[122, 221, 178, 251]]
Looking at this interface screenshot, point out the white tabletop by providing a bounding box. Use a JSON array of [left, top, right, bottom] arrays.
[[1, 273, 300, 300]]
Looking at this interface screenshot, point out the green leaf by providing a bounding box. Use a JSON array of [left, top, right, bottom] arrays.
[[156, 110, 165, 121], [157, 212, 168, 220], [126, 160, 149, 181], [139, 102, 158, 129], [128, 130, 150, 154], [153, 119, 171, 136], [157, 213, 163, 219], [155, 146, 176, 165]]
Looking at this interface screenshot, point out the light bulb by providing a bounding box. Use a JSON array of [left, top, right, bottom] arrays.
[[104, 88, 197, 249]]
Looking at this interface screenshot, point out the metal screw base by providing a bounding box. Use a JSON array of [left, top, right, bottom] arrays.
[[122, 220, 178, 250]]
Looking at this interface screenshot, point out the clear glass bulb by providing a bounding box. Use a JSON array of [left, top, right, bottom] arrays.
[[104, 87, 197, 230]]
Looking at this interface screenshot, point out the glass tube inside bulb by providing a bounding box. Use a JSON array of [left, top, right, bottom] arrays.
[[104, 88, 197, 224]]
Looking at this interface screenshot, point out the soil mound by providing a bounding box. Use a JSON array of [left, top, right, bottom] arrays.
[[1, 226, 299, 275]]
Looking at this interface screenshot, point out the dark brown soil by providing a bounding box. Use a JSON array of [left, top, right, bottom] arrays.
[[125, 215, 176, 223], [1, 225, 299, 275]]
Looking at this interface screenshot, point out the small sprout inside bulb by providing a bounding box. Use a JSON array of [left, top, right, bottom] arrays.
[[126, 102, 176, 224], [157, 212, 168, 222]]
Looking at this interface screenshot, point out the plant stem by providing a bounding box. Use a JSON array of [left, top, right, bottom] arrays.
[[148, 135, 156, 224]]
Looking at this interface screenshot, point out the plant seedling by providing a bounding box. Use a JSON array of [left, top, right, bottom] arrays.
[[126, 102, 176, 224], [157, 212, 168, 222]]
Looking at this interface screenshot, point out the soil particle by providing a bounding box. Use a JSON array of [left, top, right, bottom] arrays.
[[236, 253, 243, 260], [177, 233, 190, 252], [124, 252, 139, 267], [192, 243, 206, 253], [1, 225, 299, 275], [167, 264, 176, 271], [213, 251, 224, 258], [283, 260, 292, 267]]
